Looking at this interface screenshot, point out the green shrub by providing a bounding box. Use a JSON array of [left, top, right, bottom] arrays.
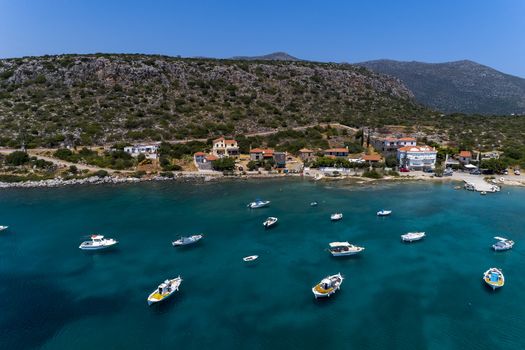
[[363, 170, 383, 179], [5, 151, 30, 166]]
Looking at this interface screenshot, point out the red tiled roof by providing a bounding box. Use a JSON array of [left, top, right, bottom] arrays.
[[459, 151, 472, 158], [363, 154, 382, 161], [206, 155, 218, 161], [224, 140, 237, 145], [299, 148, 314, 153], [250, 148, 273, 154], [194, 152, 206, 156], [398, 137, 416, 141], [324, 148, 349, 153], [213, 136, 225, 142]]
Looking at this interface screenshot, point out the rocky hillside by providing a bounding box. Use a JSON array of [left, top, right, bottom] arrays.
[[357, 59, 525, 115], [0, 54, 427, 147]]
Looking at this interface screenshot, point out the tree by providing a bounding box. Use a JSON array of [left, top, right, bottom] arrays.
[[5, 151, 29, 166], [212, 157, 235, 171], [385, 156, 398, 168], [68, 165, 78, 174], [247, 160, 259, 171], [137, 153, 146, 163], [480, 158, 507, 173]]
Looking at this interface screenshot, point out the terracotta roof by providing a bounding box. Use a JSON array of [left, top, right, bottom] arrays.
[[363, 154, 382, 161], [398, 137, 416, 141], [206, 155, 218, 161], [459, 151, 472, 158], [224, 140, 237, 145], [194, 152, 206, 156], [324, 148, 349, 153], [398, 146, 436, 153], [250, 148, 273, 154], [213, 136, 225, 142], [299, 148, 314, 153]]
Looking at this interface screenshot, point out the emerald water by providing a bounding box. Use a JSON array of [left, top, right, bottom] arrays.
[[1, 179, 525, 349]]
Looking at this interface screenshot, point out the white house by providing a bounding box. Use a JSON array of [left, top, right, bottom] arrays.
[[212, 137, 239, 158], [372, 137, 417, 156], [397, 145, 437, 170], [124, 144, 159, 159]]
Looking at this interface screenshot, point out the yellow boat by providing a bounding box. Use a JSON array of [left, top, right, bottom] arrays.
[[147, 276, 182, 305], [483, 268, 504, 290], [312, 273, 343, 298]]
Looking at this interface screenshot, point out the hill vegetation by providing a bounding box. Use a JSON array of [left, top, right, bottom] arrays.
[[0, 54, 426, 148]]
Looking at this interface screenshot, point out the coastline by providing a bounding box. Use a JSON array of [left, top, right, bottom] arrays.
[[2, 169, 523, 190]]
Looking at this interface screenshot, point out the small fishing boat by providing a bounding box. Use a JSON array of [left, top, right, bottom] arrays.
[[247, 199, 270, 209], [330, 213, 343, 221], [0, 225, 8, 231], [172, 234, 203, 246], [328, 242, 365, 256], [243, 255, 259, 262], [312, 273, 344, 299], [492, 236, 514, 251], [147, 276, 182, 305], [79, 235, 118, 250], [483, 268, 504, 290], [377, 210, 392, 216], [401, 232, 426, 242], [481, 191, 487, 195], [310, 201, 318, 207], [263, 217, 278, 229]]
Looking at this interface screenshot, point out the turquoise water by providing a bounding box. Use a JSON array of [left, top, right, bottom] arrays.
[[1, 179, 525, 350]]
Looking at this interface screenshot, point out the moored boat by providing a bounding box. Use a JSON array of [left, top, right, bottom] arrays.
[[310, 201, 318, 207], [492, 236, 514, 251], [377, 210, 392, 216], [312, 273, 344, 298], [483, 268, 504, 290], [401, 232, 425, 242], [79, 235, 118, 250], [330, 213, 343, 221], [172, 234, 203, 246], [263, 217, 278, 229], [243, 255, 259, 262], [247, 199, 270, 209], [328, 242, 364, 256], [0, 225, 8, 231], [147, 276, 182, 305]]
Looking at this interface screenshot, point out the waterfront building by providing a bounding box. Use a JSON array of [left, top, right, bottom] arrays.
[[212, 137, 239, 158], [397, 145, 437, 170]]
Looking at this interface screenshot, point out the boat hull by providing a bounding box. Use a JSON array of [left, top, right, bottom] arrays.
[[79, 242, 118, 250]]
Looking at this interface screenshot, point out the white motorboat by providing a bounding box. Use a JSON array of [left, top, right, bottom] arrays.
[[312, 273, 344, 298], [147, 276, 182, 305], [247, 199, 270, 209], [263, 217, 278, 229], [310, 201, 318, 207], [79, 235, 118, 250], [328, 242, 365, 256], [330, 213, 343, 221], [243, 255, 259, 262], [401, 232, 426, 242], [172, 234, 203, 246], [377, 210, 392, 216], [483, 268, 504, 290], [0, 225, 8, 231], [492, 236, 514, 251]]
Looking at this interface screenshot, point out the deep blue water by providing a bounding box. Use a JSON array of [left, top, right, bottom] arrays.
[[1, 179, 525, 350]]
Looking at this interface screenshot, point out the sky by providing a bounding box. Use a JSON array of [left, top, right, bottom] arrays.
[[1, 0, 524, 77]]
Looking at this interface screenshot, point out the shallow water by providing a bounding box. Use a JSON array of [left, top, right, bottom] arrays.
[[1, 179, 524, 349]]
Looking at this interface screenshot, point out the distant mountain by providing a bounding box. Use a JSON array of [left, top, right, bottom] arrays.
[[357, 59, 525, 115], [231, 52, 301, 61]]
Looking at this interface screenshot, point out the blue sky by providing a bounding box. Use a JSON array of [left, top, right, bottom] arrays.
[[1, 0, 524, 76]]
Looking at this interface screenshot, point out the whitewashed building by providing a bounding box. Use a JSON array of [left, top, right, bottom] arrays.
[[372, 137, 417, 156], [397, 145, 437, 170], [124, 144, 159, 159], [212, 137, 239, 158]]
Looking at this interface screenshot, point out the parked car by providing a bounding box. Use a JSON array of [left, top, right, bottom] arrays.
[[399, 167, 410, 173], [423, 168, 434, 173], [470, 169, 481, 175], [514, 169, 521, 175], [503, 170, 509, 175]]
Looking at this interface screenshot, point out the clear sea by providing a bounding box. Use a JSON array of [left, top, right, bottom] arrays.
[[1, 179, 525, 350]]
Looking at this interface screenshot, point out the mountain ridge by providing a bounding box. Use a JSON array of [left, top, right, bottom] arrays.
[[357, 59, 525, 115]]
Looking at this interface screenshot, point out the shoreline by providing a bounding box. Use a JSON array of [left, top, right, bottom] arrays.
[[1, 170, 523, 190]]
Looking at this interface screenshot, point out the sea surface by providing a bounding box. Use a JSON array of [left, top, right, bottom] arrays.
[[1, 179, 525, 350]]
